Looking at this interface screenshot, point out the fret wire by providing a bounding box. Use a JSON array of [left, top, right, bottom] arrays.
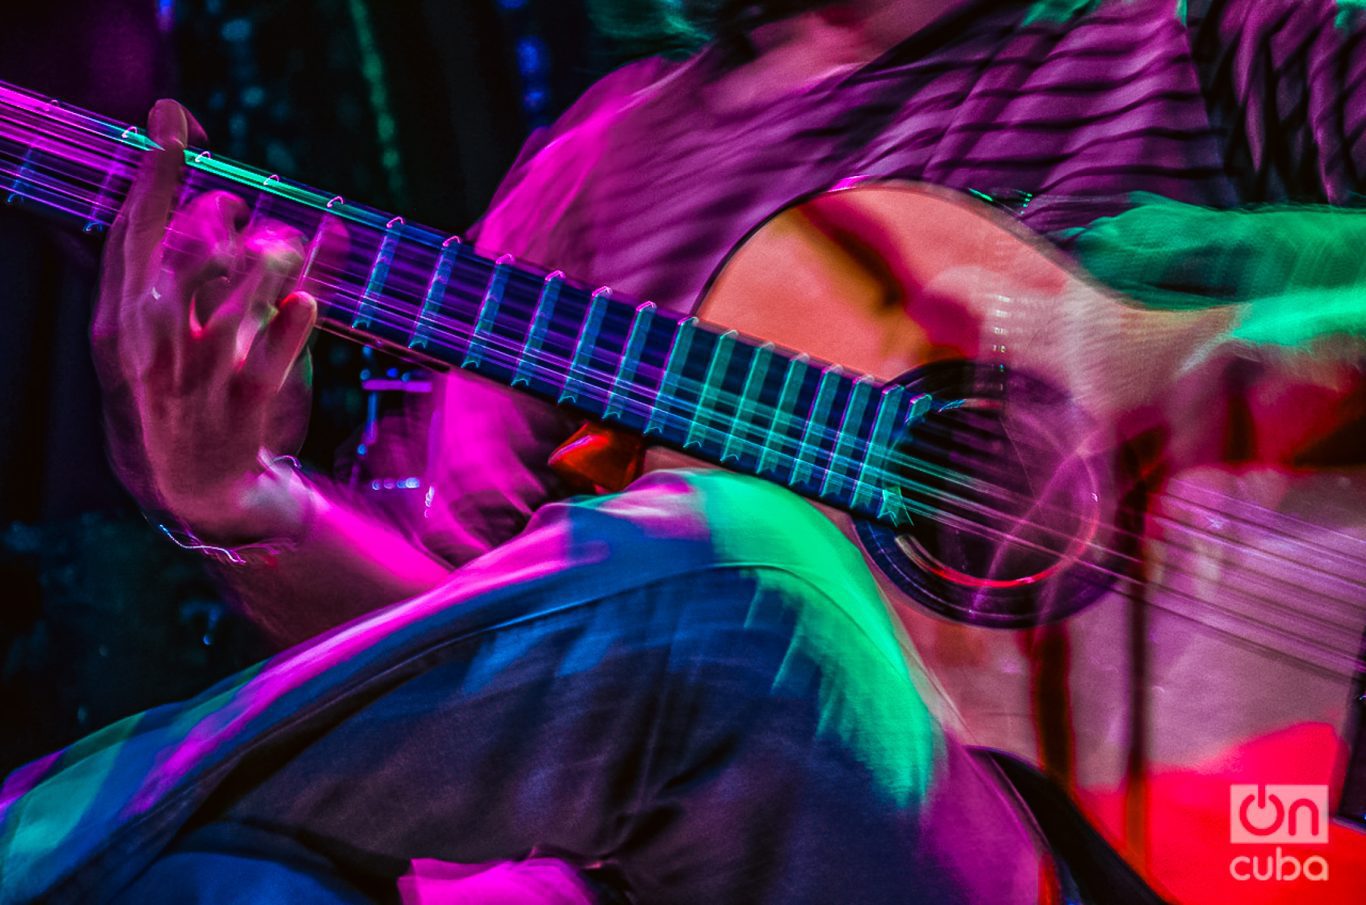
[[822, 374, 874, 501], [688, 328, 738, 451], [5, 144, 39, 204], [355, 215, 401, 333], [465, 252, 513, 368], [605, 301, 656, 420], [854, 385, 906, 516], [792, 365, 843, 487], [412, 238, 463, 352], [560, 287, 612, 405], [723, 340, 774, 464], [513, 271, 565, 387], [644, 316, 698, 437], [758, 353, 809, 479], [83, 136, 137, 232]]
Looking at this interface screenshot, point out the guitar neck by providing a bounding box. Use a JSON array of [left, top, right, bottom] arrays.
[[0, 80, 917, 527]]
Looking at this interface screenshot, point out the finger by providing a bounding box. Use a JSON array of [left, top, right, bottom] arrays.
[[238, 291, 318, 398], [161, 191, 251, 323], [297, 215, 350, 300], [200, 223, 305, 354], [265, 343, 315, 454], [110, 99, 191, 291]]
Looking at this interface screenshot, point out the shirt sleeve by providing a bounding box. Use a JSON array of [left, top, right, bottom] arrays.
[[1188, 0, 1366, 204]]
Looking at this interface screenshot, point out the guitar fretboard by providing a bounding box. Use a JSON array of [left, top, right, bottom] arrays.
[[0, 79, 932, 528]]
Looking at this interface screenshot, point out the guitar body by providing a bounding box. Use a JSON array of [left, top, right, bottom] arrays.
[[687, 181, 1366, 902]]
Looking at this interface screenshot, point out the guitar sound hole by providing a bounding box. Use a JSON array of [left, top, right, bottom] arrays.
[[856, 361, 1134, 628], [898, 402, 1100, 590]]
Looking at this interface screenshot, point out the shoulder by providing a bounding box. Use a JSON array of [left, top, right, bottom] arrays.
[[552, 53, 689, 135], [471, 52, 694, 249]]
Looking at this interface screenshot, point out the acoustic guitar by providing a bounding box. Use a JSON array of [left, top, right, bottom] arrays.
[[2, 79, 1363, 903]]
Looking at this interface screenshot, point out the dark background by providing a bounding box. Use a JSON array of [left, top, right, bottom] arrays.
[[0, 0, 623, 774]]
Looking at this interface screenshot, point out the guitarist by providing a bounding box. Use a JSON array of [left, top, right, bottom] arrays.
[[5, 0, 1365, 902]]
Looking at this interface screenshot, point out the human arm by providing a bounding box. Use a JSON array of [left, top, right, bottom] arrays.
[[92, 99, 452, 647]]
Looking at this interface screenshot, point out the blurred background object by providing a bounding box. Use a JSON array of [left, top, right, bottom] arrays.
[[0, 0, 615, 773]]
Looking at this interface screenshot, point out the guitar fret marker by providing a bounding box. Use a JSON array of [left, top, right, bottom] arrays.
[[605, 301, 656, 420], [645, 317, 698, 436], [688, 329, 738, 450], [758, 353, 809, 478], [561, 287, 611, 405], [822, 374, 873, 499], [464, 252, 513, 369], [411, 235, 461, 351], [354, 215, 403, 332], [723, 341, 774, 463], [792, 364, 843, 486]]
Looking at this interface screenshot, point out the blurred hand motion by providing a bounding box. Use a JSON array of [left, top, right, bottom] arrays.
[[1073, 192, 1366, 343], [1073, 193, 1366, 465], [90, 99, 320, 540]]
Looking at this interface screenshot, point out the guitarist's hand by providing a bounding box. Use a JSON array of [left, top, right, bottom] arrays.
[[91, 99, 320, 542]]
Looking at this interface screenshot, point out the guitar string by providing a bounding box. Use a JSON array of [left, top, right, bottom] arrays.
[[248, 259, 1366, 669], [4, 122, 1358, 600], [0, 146, 1213, 550], [284, 251, 1366, 598], [2, 148, 1366, 655], [5, 137, 1358, 588], [2, 98, 1366, 679], [6, 145, 1366, 613], [2, 128, 1366, 666], [8, 161, 1366, 671]]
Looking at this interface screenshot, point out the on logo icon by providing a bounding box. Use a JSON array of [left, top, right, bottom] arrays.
[[1230, 785, 1329, 845]]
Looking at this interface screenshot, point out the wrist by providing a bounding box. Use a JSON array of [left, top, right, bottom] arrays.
[[157, 454, 316, 555]]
